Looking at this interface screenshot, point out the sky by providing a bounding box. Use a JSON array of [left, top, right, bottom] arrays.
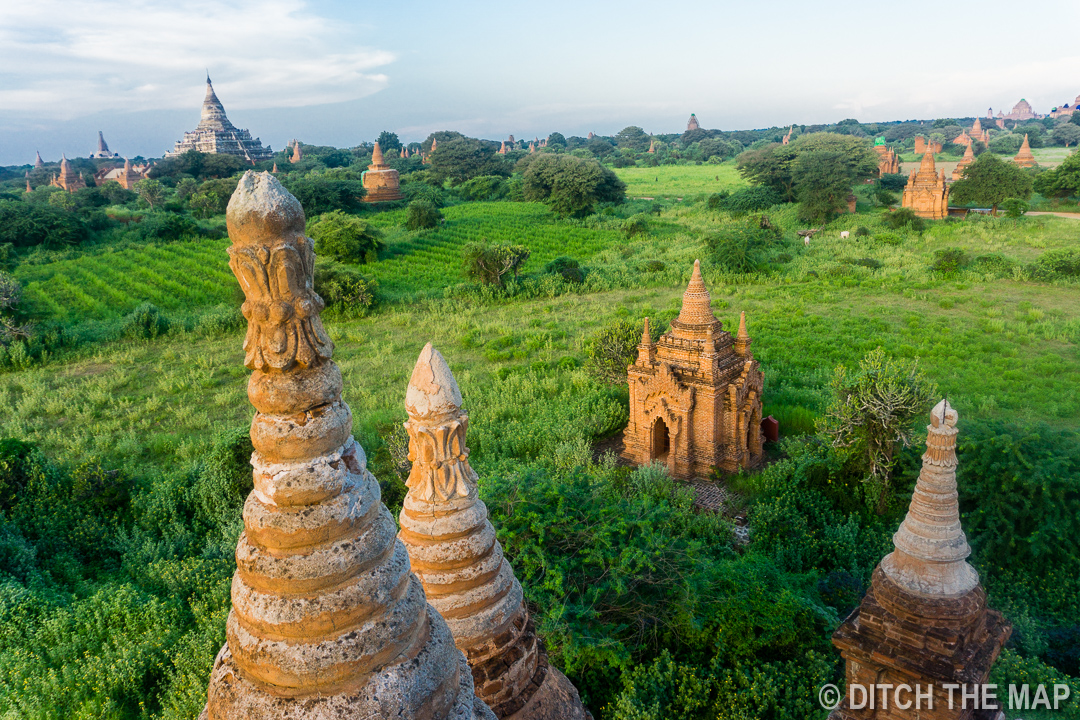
[[1, 0, 1079, 165]]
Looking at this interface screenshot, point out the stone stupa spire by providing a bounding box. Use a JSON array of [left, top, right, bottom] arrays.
[[1014, 134, 1037, 167], [880, 399, 979, 597], [398, 344, 590, 720], [675, 260, 718, 326], [734, 311, 751, 357], [204, 172, 494, 720], [34, 151, 44, 168], [371, 140, 385, 167]]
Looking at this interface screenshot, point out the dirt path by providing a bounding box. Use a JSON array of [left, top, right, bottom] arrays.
[[1028, 211, 1080, 219]]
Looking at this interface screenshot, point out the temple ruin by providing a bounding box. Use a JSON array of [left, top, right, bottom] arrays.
[[1013, 134, 1037, 167], [874, 138, 899, 175], [952, 142, 975, 181], [49, 155, 86, 192], [902, 150, 949, 220], [622, 261, 764, 478], [686, 113, 700, 131], [90, 131, 119, 159], [362, 141, 404, 202], [166, 76, 272, 162], [397, 344, 590, 720], [829, 400, 1011, 720], [203, 171, 494, 720]]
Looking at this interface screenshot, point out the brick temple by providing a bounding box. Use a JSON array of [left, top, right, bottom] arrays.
[[622, 260, 764, 479], [166, 76, 272, 162]]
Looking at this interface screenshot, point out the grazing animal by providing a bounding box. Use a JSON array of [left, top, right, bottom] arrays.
[[840, 231, 850, 239], [804, 236, 811, 247]]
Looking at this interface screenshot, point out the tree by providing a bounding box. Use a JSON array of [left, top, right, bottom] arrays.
[[1033, 150, 1080, 198], [547, 132, 567, 148], [405, 199, 442, 230], [614, 126, 650, 151], [133, 179, 165, 210], [1052, 124, 1080, 148], [461, 242, 530, 286], [377, 131, 402, 152], [736, 143, 800, 201], [585, 318, 645, 385], [310, 210, 380, 264], [280, 172, 365, 215], [0, 273, 31, 344], [428, 137, 509, 185], [792, 149, 859, 222], [950, 153, 1033, 214], [519, 154, 626, 217], [818, 348, 937, 514]]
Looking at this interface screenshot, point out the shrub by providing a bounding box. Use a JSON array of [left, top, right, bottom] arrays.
[[878, 173, 908, 192], [875, 232, 901, 246], [720, 186, 783, 214], [970, 253, 1014, 276], [643, 259, 666, 273], [584, 318, 642, 385], [1001, 197, 1029, 218], [884, 207, 925, 232], [543, 256, 584, 284], [623, 214, 649, 238], [280, 173, 365, 215], [854, 226, 870, 237], [310, 210, 381, 264], [847, 257, 883, 270], [405, 199, 443, 231], [1030, 248, 1080, 279], [313, 262, 378, 315], [455, 175, 509, 201], [135, 212, 200, 241], [705, 216, 783, 273], [930, 248, 967, 275], [194, 304, 245, 335], [462, 242, 530, 286], [873, 187, 897, 206], [120, 303, 169, 340], [519, 153, 626, 217], [705, 191, 730, 210]]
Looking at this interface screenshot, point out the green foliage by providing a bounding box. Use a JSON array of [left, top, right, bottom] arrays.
[[950, 153, 1033, 213], [187, 177, 239, 218], [1033, 149, 1080, 198], [149, 150, 247, 182], [817, 348, 937, 513], [930, 247, 967, 275], [1002, 197, 1030, 218], [873, 186, 897, 206], [313, 262, 378, 315], [405, 200, 443, 231], [0, 200, 88, 248], [461, 241, 530, 286], [720, 186, 783, 215], [623, 214, 649, 238], [543, 256, 584, 284], [280, 173, 365, 215], [135, 212, 200, 241], [705, 216, 783, 273], [119, 302, 169, 340], [428, 136, 509, 185], [792, 149, 863, 222], [520, 154, 626, 217], [310, 210, 381, 264], [376, 131, 402, 152], [854, 226, 870, 237], [1030, 248, 1080, 279], [737, 133, 877, 207], [878, 173, 907, 192], [455, 175, 510, 201], [584, 317, 642, 385], [883, 207, 925, 232], [133, 179, 165, 210]]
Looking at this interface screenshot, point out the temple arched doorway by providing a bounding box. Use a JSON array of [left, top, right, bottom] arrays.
[[651, 417, 670, 463]]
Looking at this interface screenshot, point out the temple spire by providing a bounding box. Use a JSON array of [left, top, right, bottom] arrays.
[[734, 311, 751, 356], [675, 260, 718, 326], [34, 151, 44, 168], [880, 399, 979, 597], [371, 141, 384, 167]]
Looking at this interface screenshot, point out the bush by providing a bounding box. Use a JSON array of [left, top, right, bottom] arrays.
[[854, 226, 870, 237], [930, 247, 967, 275], [623, 214, 649, 238], [194, 304, 245, 335], [543, 256, 584, 284], [519, 153, 626, 217], [280, 173, 365, 215], [884, 207, 925, 232], [705, 191, 730, 210], [455, 175, 509, 201], [585, 318, 642, 385], [720, 186, 783, 214], [642, 259, 666, 273], [313, 262, 378, 315], [462, 242, 530, 286], [875, 232, 901, 246], [405, 199, 443, 231], [878, 173, 908, 192], [873, 186, 897, 206], [1001, 197, 1029, 218], [705, 216, 783, 273], [970, 253, 1014, 276], [0, 200, 88, 248], [135, 212, 200, 241], [1030, 248, 1080, 279], [120, 303, 169, 340], [310, 210, 381, 264]]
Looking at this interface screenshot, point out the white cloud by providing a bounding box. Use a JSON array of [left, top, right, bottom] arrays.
[[0, 0, 395, 118]]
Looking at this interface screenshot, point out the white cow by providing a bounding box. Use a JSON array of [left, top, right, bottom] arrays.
[[804, 236, 811, 247], [840, 231, 850, 239]]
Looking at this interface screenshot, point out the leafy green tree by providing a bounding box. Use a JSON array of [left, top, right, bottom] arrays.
[[547, 132, 567, 148], [1033, 149, 1080, 198], [585, 318, 644, 385], [461, 241, 530, 285], [174, 177, 198, 201], [280, 173, 365, 215], [706, 215, 783, 272], [792, 149, 858, 221], [0, 200, 87, 247], [133, 178, 165, 210], [988, 133, 1023, 154], [405, 199, 443, 230], [428, 137, 508, 185], [614, 126, 650, 151], [951, 153, 1033, 214], [1052, 124, 1080, 148], [1072, 112, 1080, 128], [519, 154, 625, 217], [736, 143, 800, 200], [149, 150, 247, 181], [310, 210, 381, 264], [818, 348, 937, 514], [48, 191, 76, 211], [376, 131, 402, 152]]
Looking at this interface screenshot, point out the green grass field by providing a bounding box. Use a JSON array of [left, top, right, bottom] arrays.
[[614, 161, 748, 198]]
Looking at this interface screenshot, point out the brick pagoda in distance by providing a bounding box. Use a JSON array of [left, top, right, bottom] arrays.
[[829, 400, 1011, 720], [622, 260, 764, 479], [166, 76, 272, 163]]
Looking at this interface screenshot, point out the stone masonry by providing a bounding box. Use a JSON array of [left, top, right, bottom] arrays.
[[203, 171, 494, 720]]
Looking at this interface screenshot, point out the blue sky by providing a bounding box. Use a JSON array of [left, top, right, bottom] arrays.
[[1, 0, 1079, 165]]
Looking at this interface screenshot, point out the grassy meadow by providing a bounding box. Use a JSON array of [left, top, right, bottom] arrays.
[[1, 172, 1079, 719]]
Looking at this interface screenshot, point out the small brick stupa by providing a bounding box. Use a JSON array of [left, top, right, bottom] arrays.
[[623, 261, 764, 478], [902, 150, 949, 219], [829, 400, 1011, 720], [362, 141, 404, 202], [203, 172, 494, 720], [398, 344, 590, 720], [1013, 134, 1037, 168], [952, 142, 976, 181], [874, 138, 899, 175]]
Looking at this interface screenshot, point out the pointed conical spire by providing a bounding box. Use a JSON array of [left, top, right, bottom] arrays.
[[880, 399, 979, 597], [641, 317, 652, 345], [97, 131, 108, 153], [25, 172, 31, 193], [198, 75, 234, 132], [636, 317, 654, 365], [398, 344, 589, 719], [734, 311, 752, 356], [271, 162, 277, 173], [371, 141, 384, 167], [675, 260, 718, 326], [919, 148, 936, 174], [34, 151, 44, 168]]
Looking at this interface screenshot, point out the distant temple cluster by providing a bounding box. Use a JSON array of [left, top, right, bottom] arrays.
[[166, 76, 272, 163]]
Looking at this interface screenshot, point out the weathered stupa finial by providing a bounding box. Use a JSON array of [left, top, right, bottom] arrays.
[[371, 140, 385, 167], [204, 171, 494, 720], [398, 344, 590, 720], [675, 260, 718, 326], [734, 311, 751, 356]]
